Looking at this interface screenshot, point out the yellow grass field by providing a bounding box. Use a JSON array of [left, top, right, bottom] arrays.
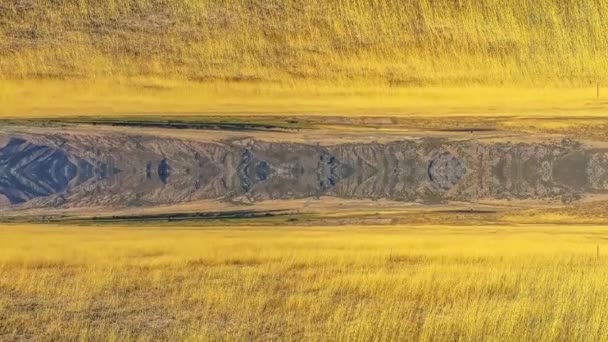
[[2, 1, 608, 340], [2, 0, 608, 116], [2, 80, 608, 118], [2, 224, 608, 340]]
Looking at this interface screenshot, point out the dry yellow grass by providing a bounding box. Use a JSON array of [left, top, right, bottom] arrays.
[[2, 224, 608, 340], [1, 79, 607, 117], [2, 0, 608, 116], [2, 2, 607, 339], [2, 0, 607, 85]]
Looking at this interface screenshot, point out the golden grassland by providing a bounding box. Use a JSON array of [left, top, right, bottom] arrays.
[[3, 2, 608, 340], [2, 80, 608, 118], [2, 224, 608, 340], [2, 0, 608, 116]]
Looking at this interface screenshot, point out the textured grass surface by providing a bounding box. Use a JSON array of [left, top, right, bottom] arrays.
[[1, 0, 608, 116], [1, 225, 608, 340], [2, 2, 606, 340], [2, 0, 607, 85]]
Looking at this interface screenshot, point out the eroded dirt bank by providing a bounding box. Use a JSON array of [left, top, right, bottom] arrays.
[[2, 125, 608, 222]]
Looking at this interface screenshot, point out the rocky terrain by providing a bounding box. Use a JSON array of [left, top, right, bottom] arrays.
[[1, 129, 607, 214]]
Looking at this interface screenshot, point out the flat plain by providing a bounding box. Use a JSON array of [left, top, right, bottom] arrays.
[[3, 0, 608, 117], [2, 224, 608, 341]]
